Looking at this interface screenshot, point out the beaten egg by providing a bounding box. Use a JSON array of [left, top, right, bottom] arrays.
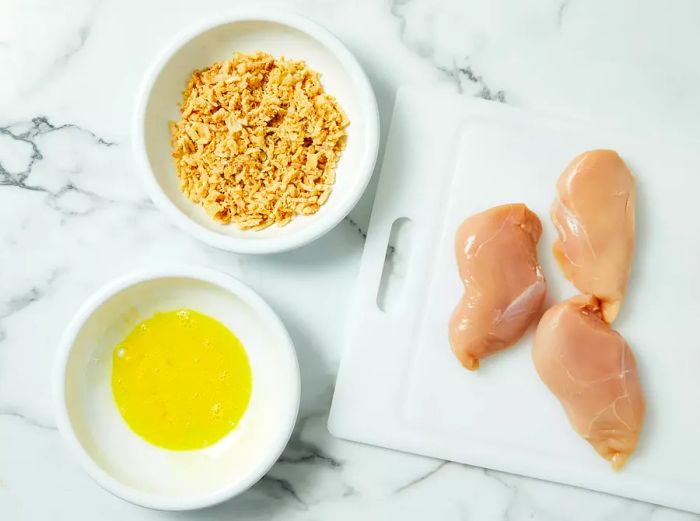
[[111, 309, 252, 450]]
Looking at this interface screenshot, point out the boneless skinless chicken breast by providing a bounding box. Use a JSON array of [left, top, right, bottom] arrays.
[[449, 204, 547, 370], [533, 295, 645, 469], [552, 150, 636, 323]]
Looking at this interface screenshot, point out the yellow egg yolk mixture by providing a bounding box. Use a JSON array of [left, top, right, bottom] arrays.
[[111, 309, 252, 450]]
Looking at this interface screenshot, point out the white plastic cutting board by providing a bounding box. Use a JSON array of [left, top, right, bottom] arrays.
[[328, 86, 700, 513]]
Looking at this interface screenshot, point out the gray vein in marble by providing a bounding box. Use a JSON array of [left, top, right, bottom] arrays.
[[389, 0, 418, 52], [0, 117, 153, 218], [0, 116, 115, 191], [640, 505, 660, 521], [47, 183, 110, 217], [483, 469, 519, 521], [0, 409, 56, 431], [600, 503, 657, 521], [437, 64, 507, 102], [0, 268, 63, 344], [0, 128, 43, 191], [342, 485, 357, 498], [390, 0, 506, 102], [258, 476, 308, 509], [343, 216, 367, 240], [49, 182, 153, 219], [2, 286, 42, 319], [343, 216, 398, 260], [279, 408, 343, 469], [53, 25, 91, 70], [394, 460, 448, 494], [25, 1, 100, 93], [278, 444, 341, 468], [256, 402, 358, 506], [557, 0, 570, 28], [25, 116, 115, 146]]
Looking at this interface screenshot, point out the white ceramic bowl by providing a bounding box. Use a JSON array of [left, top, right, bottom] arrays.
[[133, 9, 380, 254], [53, 267, 300, 510]]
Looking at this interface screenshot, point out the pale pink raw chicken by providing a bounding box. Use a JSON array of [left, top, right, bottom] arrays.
[[552, 150, 636, 323], [449, 204, 547, 370], [533, 295, 645, 469]]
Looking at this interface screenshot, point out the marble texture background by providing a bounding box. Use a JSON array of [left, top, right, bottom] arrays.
[[1, 0, 699, 519]]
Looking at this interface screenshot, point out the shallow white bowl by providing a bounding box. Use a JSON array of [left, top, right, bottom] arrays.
[[53, 267, 300, 510], [133, 9, 380, 254]]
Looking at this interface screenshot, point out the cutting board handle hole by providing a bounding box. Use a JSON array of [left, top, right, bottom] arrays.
[[376, 217, 414, 313]]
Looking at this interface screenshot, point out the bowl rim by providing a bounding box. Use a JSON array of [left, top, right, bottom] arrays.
[[132, 8, 380, 254], [52, 266, 301, 511]]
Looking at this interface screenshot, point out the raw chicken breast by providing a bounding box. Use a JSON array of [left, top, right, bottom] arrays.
[[449, 204, 546, 370], [552, 150, 635, 323], [533, 295, 645, 470]]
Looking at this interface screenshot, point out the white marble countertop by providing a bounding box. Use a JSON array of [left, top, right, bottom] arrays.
[[2, 0, 699, 519]]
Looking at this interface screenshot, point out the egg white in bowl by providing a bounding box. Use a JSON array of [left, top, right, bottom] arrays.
[[53, 267, 300, 510]]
